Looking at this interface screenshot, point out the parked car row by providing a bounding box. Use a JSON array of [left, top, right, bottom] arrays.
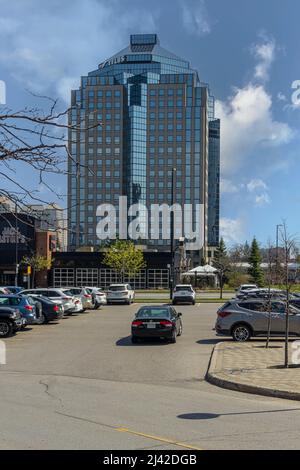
[[0, 283, 145, 338], [0, 285, 109, 338]]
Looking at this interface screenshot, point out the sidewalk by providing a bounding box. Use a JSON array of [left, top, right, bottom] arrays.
[[206, 341, 300, 401]]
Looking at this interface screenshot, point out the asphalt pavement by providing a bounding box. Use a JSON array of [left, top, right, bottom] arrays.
[[1, 303, 300, 450]]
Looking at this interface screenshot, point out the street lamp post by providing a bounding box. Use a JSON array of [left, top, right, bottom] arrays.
[[170, 167, 176, 300]]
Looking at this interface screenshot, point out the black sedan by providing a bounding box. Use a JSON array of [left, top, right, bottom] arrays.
[[26, 295, 64, 324], [131, 305, 183, 344]]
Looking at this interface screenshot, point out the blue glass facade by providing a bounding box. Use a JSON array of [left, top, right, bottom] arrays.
[[68, 34, 220, 261]]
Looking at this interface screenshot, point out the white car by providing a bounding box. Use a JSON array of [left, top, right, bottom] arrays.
[[107, 284, 135, 305], [236, 284, 258, 298], [172, 284, 196, 305], [84, 287, 107, 308], [72, 297, 84, 313], [61, 287, 93, 311]]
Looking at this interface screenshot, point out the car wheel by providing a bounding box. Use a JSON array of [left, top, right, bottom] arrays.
[[172, 301, 176, 305], [170, 329, 177, 343], [232, 324, 251, 342], [192, 300, 196, 305], [131, 336, 138, 344], [177, 323, 183, 336], [0, 321, 13, 338]]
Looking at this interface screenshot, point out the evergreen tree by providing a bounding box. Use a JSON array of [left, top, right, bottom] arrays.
[[215, 237, 227, 260], [248, 238, 264, 286], [213, 238, 230, 299], [243, 241, 251, 260]]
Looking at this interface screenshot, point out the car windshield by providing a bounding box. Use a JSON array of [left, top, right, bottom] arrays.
[[109, 286, 126, 291], [136, 307, 171, 319], [0, 296, 21, 305], [61, 290, 72, 296], [175, 286, 192, 292]]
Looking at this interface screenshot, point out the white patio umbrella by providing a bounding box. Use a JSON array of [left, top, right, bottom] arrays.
[[181, 264, 218, 276]]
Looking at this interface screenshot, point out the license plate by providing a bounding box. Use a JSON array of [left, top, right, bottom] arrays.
[[147, 323, 156, 329]]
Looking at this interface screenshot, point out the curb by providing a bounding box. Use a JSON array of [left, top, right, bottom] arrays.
[[206, 342, 300, 402]]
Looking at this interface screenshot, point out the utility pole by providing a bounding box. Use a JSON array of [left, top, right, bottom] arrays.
[[14, 203, 19, 287], [169, 167, 176, 300]]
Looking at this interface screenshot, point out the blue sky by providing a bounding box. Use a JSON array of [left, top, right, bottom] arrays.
[[0, 0, 299, 246]]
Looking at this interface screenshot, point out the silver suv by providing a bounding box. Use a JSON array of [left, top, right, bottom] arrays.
[[215, 299, 300, 342]]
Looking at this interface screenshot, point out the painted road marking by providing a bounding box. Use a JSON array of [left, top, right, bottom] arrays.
[[56, 412, 203, 450], [116, 427, 203, 450]]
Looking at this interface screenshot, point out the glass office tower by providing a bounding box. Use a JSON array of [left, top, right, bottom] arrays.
[[68, 34, 220, 264]]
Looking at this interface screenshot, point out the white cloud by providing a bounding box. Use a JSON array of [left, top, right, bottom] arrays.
[[254, 193, 270, 206], [180, 0, 211, 36], [220, 178, 240, 194], [216, 32, 293, 177], [277, 92, 287, 102], [251, 35, 276, 82], [221, 177, 271, 207], [246, 179, 268, 192], [220, 217, 245, 245], [0, 0, 158, 103], [216, 84, 293, 175], [246, 179, 270, 206]]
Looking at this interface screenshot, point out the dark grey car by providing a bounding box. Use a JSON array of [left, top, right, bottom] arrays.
[[215, 299, 300, 342]]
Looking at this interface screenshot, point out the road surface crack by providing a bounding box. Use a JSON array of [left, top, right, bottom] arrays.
[[39, 379, 64, 409]]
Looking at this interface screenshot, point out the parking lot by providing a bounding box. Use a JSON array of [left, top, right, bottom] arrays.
[[0, 303, 216, 387], [1, 303, 300, 450]]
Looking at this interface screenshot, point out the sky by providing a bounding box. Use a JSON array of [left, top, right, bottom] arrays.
[[0, 0, 299, 247]]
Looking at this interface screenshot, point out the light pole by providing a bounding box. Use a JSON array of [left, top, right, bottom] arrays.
[[169, 167, 176, 300]]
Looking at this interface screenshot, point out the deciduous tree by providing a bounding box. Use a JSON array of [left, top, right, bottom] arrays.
[[22, 254, 52, 288], [103, 240, 146, 281]]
